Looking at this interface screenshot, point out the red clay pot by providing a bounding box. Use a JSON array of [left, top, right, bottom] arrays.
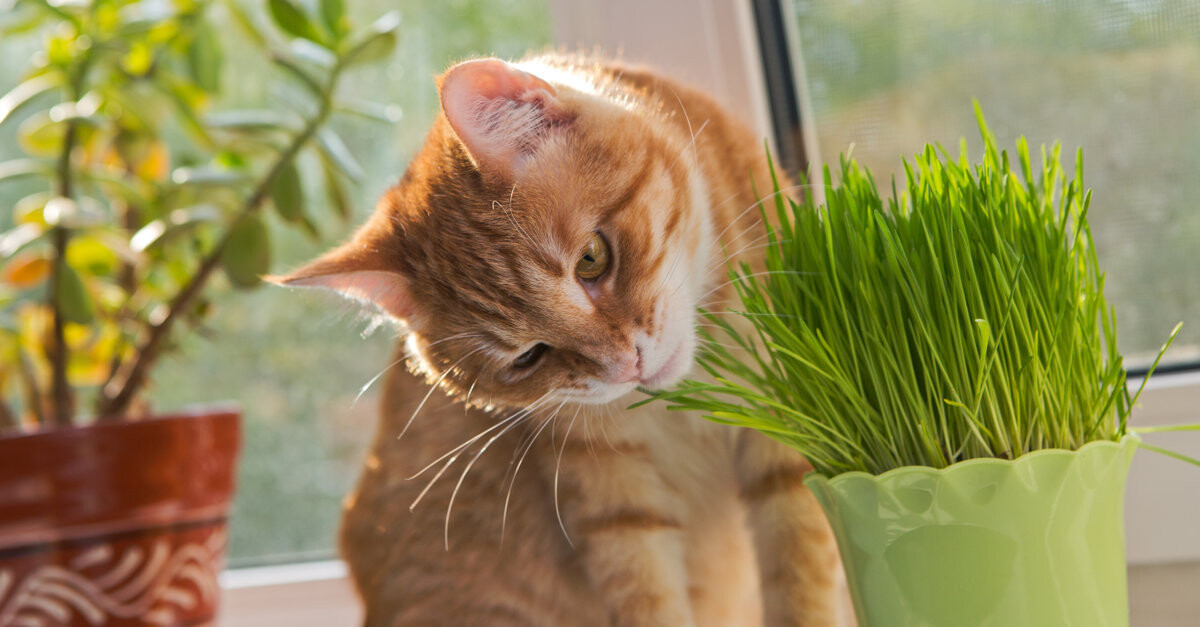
[[0, 408, 240, 626]]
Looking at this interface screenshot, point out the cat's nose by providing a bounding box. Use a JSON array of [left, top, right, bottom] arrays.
[[608, 350, 641, 383]]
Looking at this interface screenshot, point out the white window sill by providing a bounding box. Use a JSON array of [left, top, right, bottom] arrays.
[[219, 560, 361, 627], [217, 560, 1200, 626]]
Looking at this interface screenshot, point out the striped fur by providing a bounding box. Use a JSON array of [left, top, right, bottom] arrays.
[[286, 54, 849, 626]]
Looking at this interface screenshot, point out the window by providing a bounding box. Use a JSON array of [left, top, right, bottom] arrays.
[[787, 0, 1200, 366], [774, 0, 1200, 574], [0, 0, 551, 567]]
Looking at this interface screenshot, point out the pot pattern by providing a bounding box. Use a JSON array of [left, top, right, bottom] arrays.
[[0, 410, 240, 627], [0, 524, 226, 627]]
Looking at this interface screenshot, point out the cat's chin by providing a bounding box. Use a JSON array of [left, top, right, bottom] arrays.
[[552, 382, 642, 406]]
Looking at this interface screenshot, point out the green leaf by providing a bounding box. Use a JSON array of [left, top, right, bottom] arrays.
[[66, 234, 119, 275], [171, 167, 246, 186], [1, 4, 46, 36], [130, 205, 221, 252], [205, 109, 296, 132], [0, 159, 52, 184], [0, 75, 59, 127], [270, 162, 306, 223], [271, 55, 324, 96], [155, 76, 212, 145], [319, 0, 345, 37], [56, 261, 95, 325], [268, 0, 324, 44], [290, 38, 337, 69], [221, 214, 271, 288], [342, 12, 400, 67], [43, 196, 106, 228], [188, 22, 223, 93], [316, 127, 363, 182], [320, 154, 352, 220], [223, 0, 268, 49], [0, 223, 46, 258], [17, 112, 65, 157], [334, 99, 402, 124]]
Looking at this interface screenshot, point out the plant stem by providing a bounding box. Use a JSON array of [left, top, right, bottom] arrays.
[[48, 119, 78, 428], [19, 348, 44, 425], [0, 397, 16, 431], [96, 69, 340, 419], [101, 170, 142, 392]]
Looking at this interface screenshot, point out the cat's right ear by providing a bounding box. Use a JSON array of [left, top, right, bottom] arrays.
[[267, 245, 418, 325], [439, 58, 564, 180]]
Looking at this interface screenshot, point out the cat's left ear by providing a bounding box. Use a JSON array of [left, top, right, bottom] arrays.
[[267, 243, 419, 325], [439, 58, 565, 180]]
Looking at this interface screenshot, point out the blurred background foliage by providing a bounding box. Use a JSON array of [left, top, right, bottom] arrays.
[[793, 0, 1200, 364], [0, 0, 549, 564]]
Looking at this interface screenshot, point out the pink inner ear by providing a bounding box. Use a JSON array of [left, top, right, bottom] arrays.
[[440, 59, 560, 177], [285, 270, 413, 321]]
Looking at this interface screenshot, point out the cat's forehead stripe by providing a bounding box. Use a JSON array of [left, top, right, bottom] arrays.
[[600, 150, 656, 222]]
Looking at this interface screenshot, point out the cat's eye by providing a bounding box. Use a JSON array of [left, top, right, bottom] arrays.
[[576, 232, 611, 280], [513, 342, 549, 369]]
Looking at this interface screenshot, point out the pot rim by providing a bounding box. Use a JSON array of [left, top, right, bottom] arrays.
[[805, 433, 1141, 487], [0, 402, 241, 441], [0, 404, 242, 552]]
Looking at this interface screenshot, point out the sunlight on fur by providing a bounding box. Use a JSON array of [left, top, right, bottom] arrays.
[[277, 54, 852, 626]]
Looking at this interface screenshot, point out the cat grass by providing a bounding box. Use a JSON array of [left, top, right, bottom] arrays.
[[644, 106, 1181, 477]]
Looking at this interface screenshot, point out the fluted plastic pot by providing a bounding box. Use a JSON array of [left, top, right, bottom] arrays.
[[805, 435, 1139, 627]]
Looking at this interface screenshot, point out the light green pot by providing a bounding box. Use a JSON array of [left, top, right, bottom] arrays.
[[804, 436, 1139, 627]]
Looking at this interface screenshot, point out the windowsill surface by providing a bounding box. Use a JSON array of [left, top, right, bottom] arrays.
[[219, 562, 360, 626], [217, 561, 1200, 626]]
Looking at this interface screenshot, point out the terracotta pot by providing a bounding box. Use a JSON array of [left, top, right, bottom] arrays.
[[0, 408, 241, 626]]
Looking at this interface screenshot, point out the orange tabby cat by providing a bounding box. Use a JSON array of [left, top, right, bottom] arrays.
[[277, 54, 845, 626]]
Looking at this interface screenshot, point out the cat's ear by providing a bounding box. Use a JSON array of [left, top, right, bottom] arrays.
[[267, 245, 417, 324], [439, 58, 563, 179]]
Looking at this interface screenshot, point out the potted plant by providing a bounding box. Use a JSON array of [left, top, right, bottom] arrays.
[[0, 1, 398, 624], [649, 109, 1194, 626]]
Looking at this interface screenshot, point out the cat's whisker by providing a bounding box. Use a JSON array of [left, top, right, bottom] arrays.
[[411, 392, 552, 514], [359, 334, 477, 407], [553, 404, 584, 547], [409, 452, 458, 511], [435, 392, 555, 542], [597, 403, 619, 453], [696, 337, 744, 352], [581, 410, 600, 463], [442, 409, 534, 550], [706, 236, 791, 275], [665, 86, 707, 175], [708, 183, 819, 248], [704, 310, 800, 320], [422, 332, 483, 350], [354, 356, 407, 406], [397, 346, 486, 440], [463, 378, 478, 409], [709, 226, 772, 260], [658, 246, 686, 300], [407, 400, 536, 481], [492, 199, 539, 254], [501, 400, 566, 540], [696, 270, 815, 305]]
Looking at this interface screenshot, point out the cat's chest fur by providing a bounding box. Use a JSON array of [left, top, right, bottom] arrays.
[[563, 400, 766, 626]]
